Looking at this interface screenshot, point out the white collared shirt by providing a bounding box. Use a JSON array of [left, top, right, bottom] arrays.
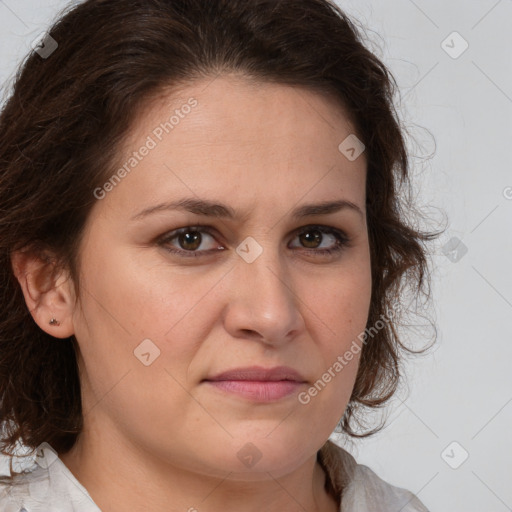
[[0, 441, 430, 512]]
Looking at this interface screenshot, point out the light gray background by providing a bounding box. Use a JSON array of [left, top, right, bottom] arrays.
[[1, 1, 511, 511]]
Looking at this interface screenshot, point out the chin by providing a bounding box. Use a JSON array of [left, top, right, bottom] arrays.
[[200, 436, 316, 480]]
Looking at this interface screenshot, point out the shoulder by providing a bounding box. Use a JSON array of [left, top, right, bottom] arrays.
[[0, 461, 64, 512], [319, 440, 430, 512], [0, 451, 101, 512], [346, 461, 430, 512], [0, 463, 43, 512]]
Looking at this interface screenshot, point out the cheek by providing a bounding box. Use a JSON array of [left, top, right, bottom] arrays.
[[72, 249, 217, 428], [307, 260, 372, 344], [302, 256, 371, 408], [74, 245, 226, 370]]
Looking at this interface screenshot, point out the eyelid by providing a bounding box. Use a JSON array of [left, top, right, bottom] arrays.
[[157, 223, 351, 257], [158, 224, 223, 252], [292, 225, 349, 244]]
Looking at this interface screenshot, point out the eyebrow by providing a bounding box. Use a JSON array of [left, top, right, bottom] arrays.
[[131, 197, 364, 221]]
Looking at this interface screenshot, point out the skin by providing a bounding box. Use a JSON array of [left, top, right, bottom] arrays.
[[12, 73, 371, 512]]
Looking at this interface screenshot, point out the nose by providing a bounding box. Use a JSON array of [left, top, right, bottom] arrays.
[[222, 245, 306, 346]]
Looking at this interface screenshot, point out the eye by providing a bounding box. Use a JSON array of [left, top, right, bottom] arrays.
[[289, 225, 350, 256], [158, 225, 225, 258], [157, 224, 350, 258]]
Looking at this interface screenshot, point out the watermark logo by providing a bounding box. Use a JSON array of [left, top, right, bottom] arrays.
[[93, 98, 198, 200], [441, 441, 469, 469], [134, 338, 161, 366], [298, 304, 400, 405], [31, 32, 58, 59], [237, 442, 262, 468], [34, 442, 58, 469], [236, 237, 263, 263], [441, 31, 469, 59], [338, 134, 365, 162], [442, 236, 468, 263]]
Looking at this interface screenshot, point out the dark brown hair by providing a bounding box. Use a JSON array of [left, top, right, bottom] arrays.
[[0, 0, 440, 479]]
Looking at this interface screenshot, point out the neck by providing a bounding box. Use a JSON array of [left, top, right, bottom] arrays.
[[59, 421, 339, 512]]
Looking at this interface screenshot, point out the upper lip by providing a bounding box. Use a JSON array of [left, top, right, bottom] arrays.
[[205, 366, 307, 382]]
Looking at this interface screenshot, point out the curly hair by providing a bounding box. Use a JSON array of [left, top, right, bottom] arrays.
[[0, 0, 440, 479]]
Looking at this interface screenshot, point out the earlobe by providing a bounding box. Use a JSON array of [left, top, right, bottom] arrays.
[[10, 249, 76, 339]]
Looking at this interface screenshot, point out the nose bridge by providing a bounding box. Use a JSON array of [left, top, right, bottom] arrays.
[[226, 234, 304, 342], [237, 235, 291, 303]]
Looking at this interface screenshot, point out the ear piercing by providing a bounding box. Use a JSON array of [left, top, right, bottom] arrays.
[[49, 318, 61, 326]]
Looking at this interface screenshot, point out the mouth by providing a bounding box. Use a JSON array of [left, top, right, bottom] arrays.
[[202, 366, 308, 402]]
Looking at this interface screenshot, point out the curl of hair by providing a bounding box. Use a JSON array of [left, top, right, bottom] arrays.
[[0, 0, 441, 478]]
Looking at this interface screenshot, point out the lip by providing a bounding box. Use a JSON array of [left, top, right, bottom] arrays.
[[205, 365, 307, 382], [203, 366, 308, 402]]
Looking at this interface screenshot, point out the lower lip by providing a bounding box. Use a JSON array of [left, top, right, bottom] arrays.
[[205, 380, 304, 402]]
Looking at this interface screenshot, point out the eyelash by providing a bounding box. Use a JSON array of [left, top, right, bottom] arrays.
[[158, 224, 351, 259]]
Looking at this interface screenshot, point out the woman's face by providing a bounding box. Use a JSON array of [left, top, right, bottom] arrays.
[[69, 74, 371, 478]]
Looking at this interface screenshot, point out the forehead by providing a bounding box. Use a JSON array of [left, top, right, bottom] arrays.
[[99, 74, 367, 221], [130, 73, 360, 152]]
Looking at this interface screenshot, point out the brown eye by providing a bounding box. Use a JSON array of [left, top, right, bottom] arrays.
[[177, 230, 202, 251], [299, 229, 323, 249], [290, 225, 350, 256], [159, 226, 224, 257]]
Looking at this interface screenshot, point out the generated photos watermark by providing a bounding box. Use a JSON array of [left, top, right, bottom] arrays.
[[298, 303, 401, 405], [93, 97, 198, 200]]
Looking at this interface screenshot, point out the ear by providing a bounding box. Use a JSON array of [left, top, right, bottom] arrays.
[[10, 249, 76, 339]]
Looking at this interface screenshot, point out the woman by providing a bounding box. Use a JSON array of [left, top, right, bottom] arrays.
[[0, 0, 438, 510]]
